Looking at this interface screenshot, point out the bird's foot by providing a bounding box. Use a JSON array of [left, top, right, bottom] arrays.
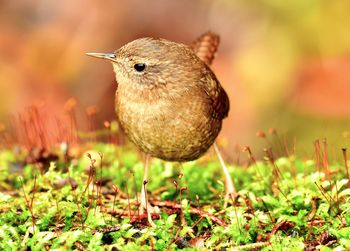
[[224, 191, 237, 208], [223, 179, 237, 208], [223, 173, 237, 208], [139, 201, 160, 215], [138, 194, 159, 227]]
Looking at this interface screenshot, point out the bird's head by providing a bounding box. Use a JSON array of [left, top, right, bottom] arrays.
[[87, 37, 199, 90]]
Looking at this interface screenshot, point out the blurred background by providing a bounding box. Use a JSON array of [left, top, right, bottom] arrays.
[[0, 0, 349, 160]]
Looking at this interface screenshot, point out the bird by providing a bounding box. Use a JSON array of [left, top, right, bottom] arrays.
[[87, 32, 235, 225]]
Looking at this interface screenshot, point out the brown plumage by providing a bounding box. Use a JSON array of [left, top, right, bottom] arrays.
[[191, 31, 220, 66], [87, 33, 229, 161], [87, 33, 235, 222]]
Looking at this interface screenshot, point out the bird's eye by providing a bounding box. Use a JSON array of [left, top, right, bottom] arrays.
[[134, 63, 146, 72]]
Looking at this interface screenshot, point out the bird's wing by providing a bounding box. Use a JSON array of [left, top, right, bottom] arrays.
[[199, 69, 230, 120], [190, 31, 229, 119]]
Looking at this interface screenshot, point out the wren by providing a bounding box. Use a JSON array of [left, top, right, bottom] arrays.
[[87, 32, 234, 224], [87, 36, 229, 160]]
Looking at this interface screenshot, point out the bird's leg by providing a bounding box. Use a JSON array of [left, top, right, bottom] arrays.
[[213, 142, 236, 207], [140, 155, 158, 226], [140, 154, 150, 213]]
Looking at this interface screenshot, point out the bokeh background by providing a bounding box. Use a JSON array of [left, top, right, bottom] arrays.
[[1, 0, 349, 160]]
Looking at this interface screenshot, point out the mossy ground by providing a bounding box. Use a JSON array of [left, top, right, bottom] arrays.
[[0, 143, 349, 250]]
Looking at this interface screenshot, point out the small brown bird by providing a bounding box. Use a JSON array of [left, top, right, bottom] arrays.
[[87, 32, 235, 223]]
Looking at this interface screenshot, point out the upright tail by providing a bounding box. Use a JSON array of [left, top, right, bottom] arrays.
[[190, 31, 220, 66]]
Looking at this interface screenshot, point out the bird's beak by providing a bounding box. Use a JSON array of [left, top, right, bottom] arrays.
[[86, 52, 117, 62]]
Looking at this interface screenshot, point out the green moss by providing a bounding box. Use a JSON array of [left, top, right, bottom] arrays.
[[0, 143, 349, 249]]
